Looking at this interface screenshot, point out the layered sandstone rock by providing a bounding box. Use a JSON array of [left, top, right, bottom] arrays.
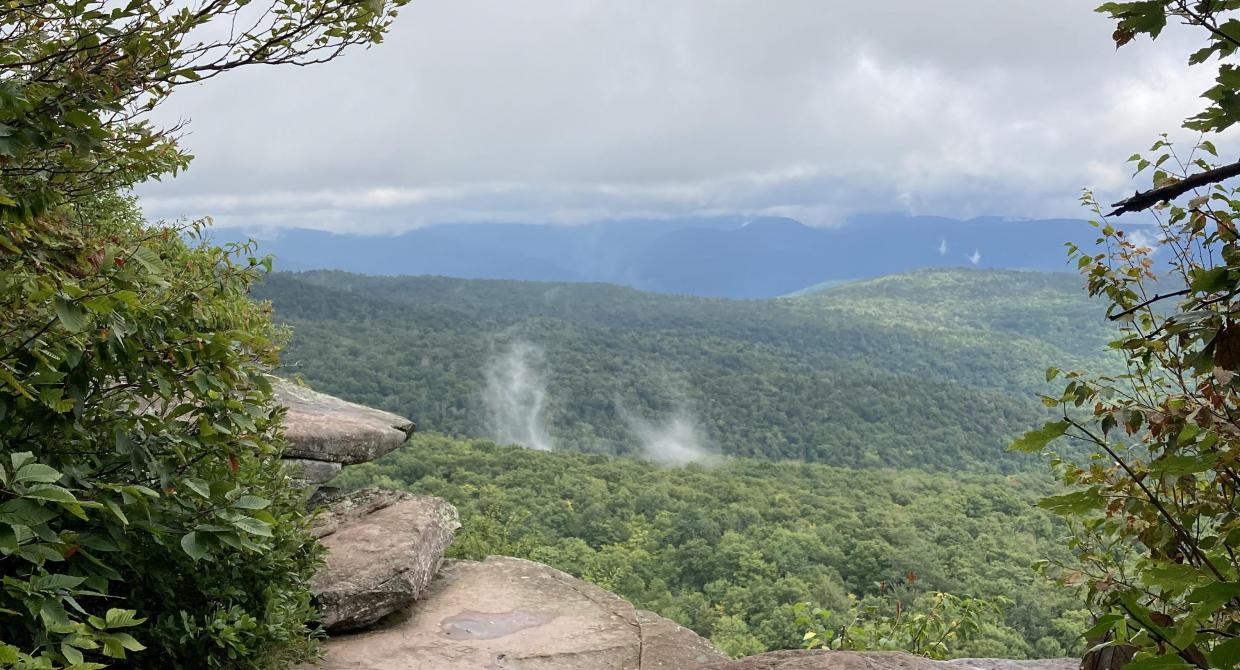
[[310, 488, 459, 632], [307, 556, 729, 669], [274, 377, 413, 466]]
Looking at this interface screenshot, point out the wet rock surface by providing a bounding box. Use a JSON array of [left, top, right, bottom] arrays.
[[307, 555, 729, 669], [310, 488, 459, 632]]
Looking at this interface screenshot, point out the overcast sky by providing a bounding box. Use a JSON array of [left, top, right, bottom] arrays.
[[138, 0, 1218, 232]]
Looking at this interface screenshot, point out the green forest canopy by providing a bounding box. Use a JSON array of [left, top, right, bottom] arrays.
[[335, 433, 1090, 659], [255, 267, 1118, 472]]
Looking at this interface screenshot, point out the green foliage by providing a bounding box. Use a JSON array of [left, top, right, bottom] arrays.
[[335, 433, 1089, 658], [0, 1, 411, 666], [1019, 138, 1240, 670], [0, 199, 324, 667], [796, 592, 1011, 660], [1097, 1, 1240, 132], [256, 268, 1118, 472]]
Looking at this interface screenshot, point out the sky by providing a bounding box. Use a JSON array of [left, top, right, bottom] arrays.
[[138, 0, 1221, 233]]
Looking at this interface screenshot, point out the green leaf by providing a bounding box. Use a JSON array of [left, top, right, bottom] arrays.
[[18, 543, 67, 565], [101, 631, 145, 658], [9, 452, 33, 470], [61, 643, 84, 666], [1081, 613, 1123, 641], [34, 573, 87, 591], [1038, 489, 1107, 514], [1185, 581, 1240, 610], [0, 525, 16, 553], [1211, 637, 1240, 670], [16, 463, 62, 484], [180, 532, 209, 561], [21, 484, 78, 504], [1190, 267, 1231, 293], [130, 245, 165, 275], [1151, 452, 1215, 476], [0, 499, 58, 526], [104, 498, 128, 526], [231, 495, 270, 510], [53, 295, 90, 333], [1010, 420, 1070, 453], [183, 478, 210, 499], [103, 608, 146, 628], [1123, 654, 1192, 670], [0, 364, 34, 400], [62, 109, 97, 127], [232, 516, 273, 537]]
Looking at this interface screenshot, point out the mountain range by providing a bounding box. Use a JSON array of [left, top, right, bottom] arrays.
[[219, 215, 1111, 298]]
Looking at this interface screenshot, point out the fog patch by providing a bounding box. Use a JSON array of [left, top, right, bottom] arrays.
[[619, 404, 719, 467], [482, 341, 553, 451]]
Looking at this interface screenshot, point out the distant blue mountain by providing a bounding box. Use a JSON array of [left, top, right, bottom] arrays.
[[211, 214, 1116, 298]]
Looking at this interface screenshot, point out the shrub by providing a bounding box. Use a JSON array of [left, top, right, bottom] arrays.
[[0, 197, 323, 668], [796, 591, 1012, 660], [0, 2, 409, 665]]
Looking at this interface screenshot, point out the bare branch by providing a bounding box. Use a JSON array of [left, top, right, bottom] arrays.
[[1108, 159, 1240, 217]]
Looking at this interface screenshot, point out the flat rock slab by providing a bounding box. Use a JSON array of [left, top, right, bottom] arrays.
[[702, 651, 1077, 670], [273, 378, 414, 465], [637, 609, 731, 669], [948, 660, 1078, 670], [311, 488, 459, 632], [307, 555, 728, 669]]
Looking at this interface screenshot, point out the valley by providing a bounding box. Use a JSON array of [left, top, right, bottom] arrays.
[[255, 267, 1118, 472], [250, 266, 1121, 658], [333, 434, 1089, 658]]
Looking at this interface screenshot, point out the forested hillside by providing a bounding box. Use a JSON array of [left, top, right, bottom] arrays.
[[334, 434, 1088, 658], [254, 268, 1116, 471]]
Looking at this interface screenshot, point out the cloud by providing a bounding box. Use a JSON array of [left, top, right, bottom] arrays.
[[969, 250, 982, 265], [938, 238, 948, 256], [1125, 226, 1159, 252], [137, 0, 1218, 231]]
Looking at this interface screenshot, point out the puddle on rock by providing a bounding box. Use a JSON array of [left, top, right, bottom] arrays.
[[440, 610, 554, 640]]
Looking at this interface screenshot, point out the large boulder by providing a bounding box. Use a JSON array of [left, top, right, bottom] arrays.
[[311, 488, 459, 631], [273, 378, 414, 465], [949, 661, 1079, 670], [307, 555, 729, 669], [282, 458, 342, 486], [638, 608, 732, 669], [701, 651, 1077, 670]]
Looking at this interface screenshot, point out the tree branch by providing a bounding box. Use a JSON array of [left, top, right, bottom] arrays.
[[1108, 159, 1240, 217], [1108, 290, 1190, 322]]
